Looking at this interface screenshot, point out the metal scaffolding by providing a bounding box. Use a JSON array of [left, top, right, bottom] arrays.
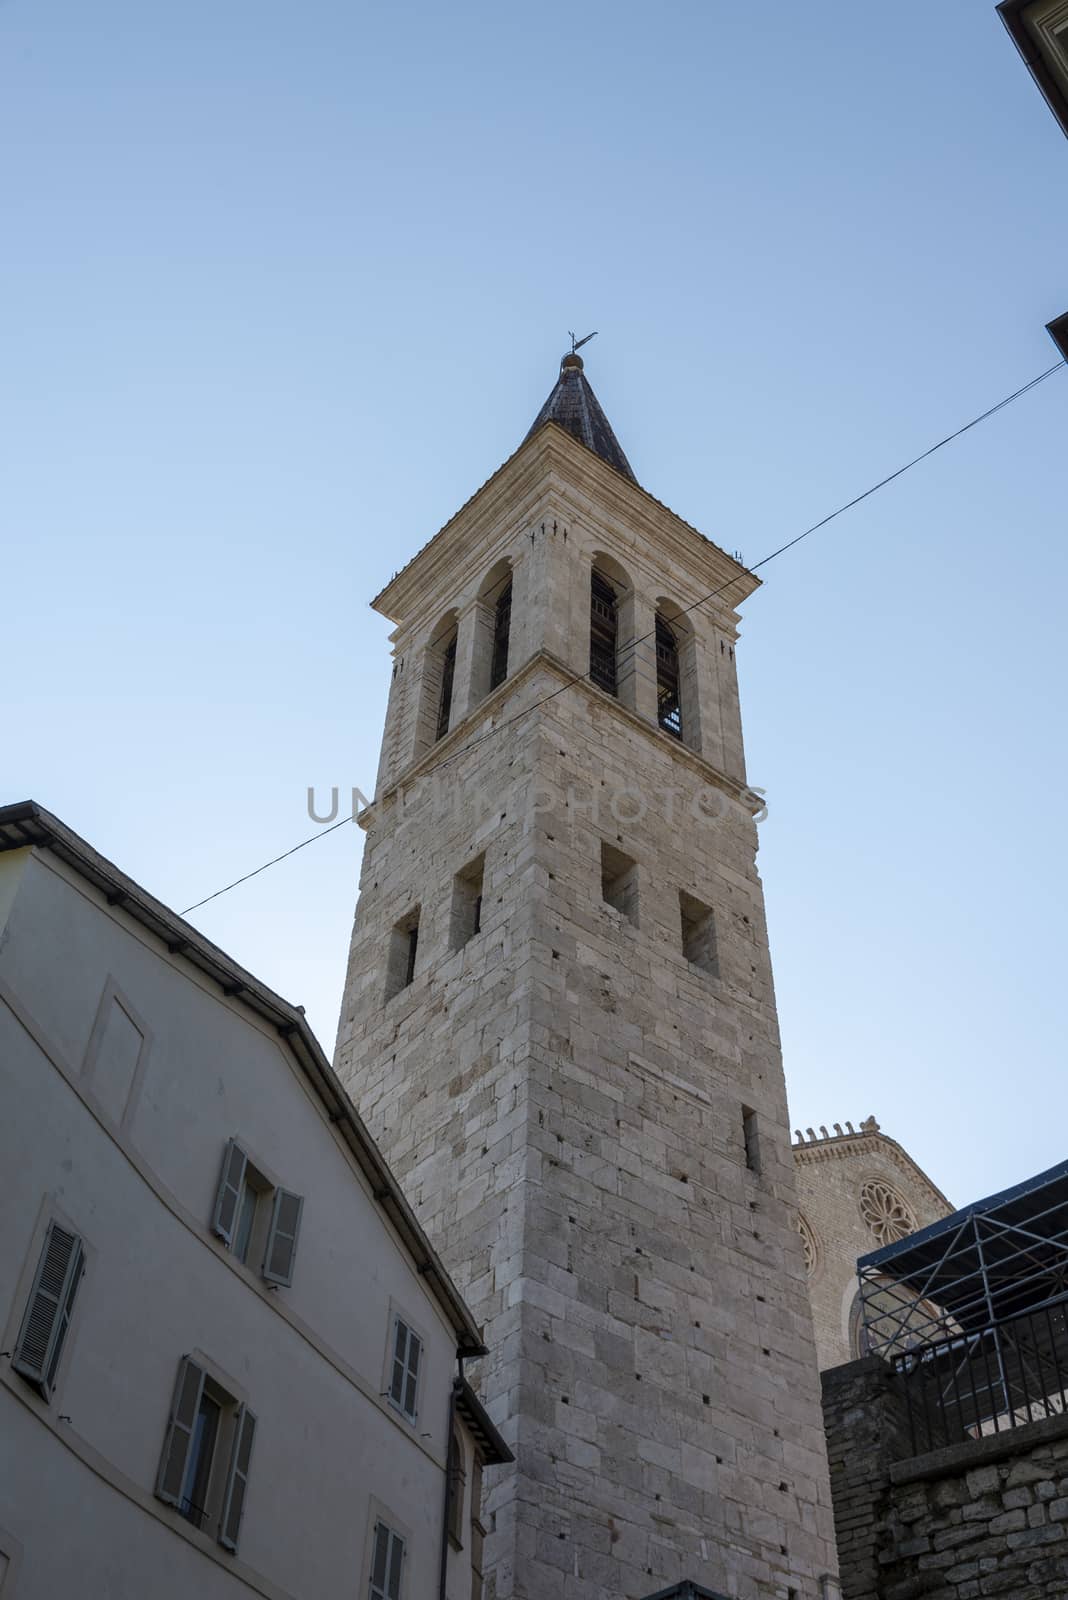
[[857, 1159, 1068, 1449]]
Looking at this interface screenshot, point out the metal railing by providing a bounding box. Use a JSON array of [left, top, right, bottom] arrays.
[[895, 1295, 1068, 1456]]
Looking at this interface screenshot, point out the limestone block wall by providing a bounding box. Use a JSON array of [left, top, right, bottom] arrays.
[[336, 656, 839, 1600], [822, 1356, 1068, 1600]]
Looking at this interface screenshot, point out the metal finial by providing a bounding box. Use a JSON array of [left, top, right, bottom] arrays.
[[568, 330, 598, 355]]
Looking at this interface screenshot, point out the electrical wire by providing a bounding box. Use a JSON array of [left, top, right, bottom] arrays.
[[181, 359, 1064, 916]]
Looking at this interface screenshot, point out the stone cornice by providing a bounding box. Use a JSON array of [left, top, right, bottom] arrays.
[[792, 1126, 952, 1213], [372, 423, 757, 630]]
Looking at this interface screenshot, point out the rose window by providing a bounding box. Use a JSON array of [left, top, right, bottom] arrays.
[[859, 1181, 915, 1246]]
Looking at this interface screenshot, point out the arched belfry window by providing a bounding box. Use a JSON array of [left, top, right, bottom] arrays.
[[655, 614, 682, 739], [590, 571, 619, 696], [490, 579, 512, 691], [436, 631, 457, 741]]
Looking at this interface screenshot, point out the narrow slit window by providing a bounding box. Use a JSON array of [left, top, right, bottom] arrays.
[[742, 1106, 761, 1173], [680, 890, 718, 975], [600, 842, 639, 927], [655, 614, 683, 739], [590, 571, 618, 696], [451, 853, 486, 950], [436, 633, 457, 741], [385, 909, 421, 1001], [490, 579, 512, 690]]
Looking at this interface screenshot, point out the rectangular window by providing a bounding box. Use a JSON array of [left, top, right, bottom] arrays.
[[385, 909, 421, 1000], [450, 853, 485, 950], [369, 1520, 405, 1600], [679, 890, 718, 975], [12, 1220, 85, 1401], [600, 842, 639, 926], [156, 1357, 257, 1552], [742, 1105, 761, 1174], [211, 1139, 303, 1285], [388, 1317, 423, 1422]]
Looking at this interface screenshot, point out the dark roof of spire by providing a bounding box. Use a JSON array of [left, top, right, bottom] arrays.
[[524, 353, 636, 482]]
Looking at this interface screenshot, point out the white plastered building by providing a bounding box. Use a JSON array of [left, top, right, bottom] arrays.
[[0, 800, 510, 1600]]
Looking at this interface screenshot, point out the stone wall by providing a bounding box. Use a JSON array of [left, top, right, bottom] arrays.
[[336, 426, 840, 1598], [822, 1356, 1068, 1600]]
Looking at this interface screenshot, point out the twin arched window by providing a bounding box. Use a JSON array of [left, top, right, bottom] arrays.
[[427, 567, 513, 747]]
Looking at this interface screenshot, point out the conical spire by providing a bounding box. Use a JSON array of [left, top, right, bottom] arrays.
[[524, 352, 636, 482]]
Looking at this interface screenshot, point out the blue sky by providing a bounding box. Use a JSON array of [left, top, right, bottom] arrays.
[[3, 0, 1065, 1207]]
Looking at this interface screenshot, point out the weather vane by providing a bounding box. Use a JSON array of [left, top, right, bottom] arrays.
[[569, 330, 598, 355]]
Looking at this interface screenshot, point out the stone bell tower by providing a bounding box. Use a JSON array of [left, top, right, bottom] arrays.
[[335, 352, 839, 1600]]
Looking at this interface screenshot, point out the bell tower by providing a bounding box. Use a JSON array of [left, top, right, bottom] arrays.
[[335, 353, 839, 1600]]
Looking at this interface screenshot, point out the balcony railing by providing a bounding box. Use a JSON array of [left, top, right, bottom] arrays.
[[895, 1295, 1068, 1456]]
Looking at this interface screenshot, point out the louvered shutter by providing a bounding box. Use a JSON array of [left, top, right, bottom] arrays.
[[261, 1189, 303, 1286], [404, 1330, 421, 1420], [369, 1521, 405, 1600], [389, 1320, 408, 1409], [386, 1526, 404, 1599], [219, 1404, 256, 1552], [212, 1140, 248, 1246], [388, 1319, 421, 1420], [12, 1222, 84, 1400], [155, 1357, 206, 1507]]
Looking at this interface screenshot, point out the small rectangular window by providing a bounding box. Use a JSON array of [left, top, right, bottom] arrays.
[[600, 842, 639, 926], [12, 1220, 85, 1401], [369, 1520, 405, 1600], [211, 1140, 303, 1284], [742, 1105, 761, 1174], [156, 1357, 256, 1552], [679, 890, 718, 975], [450, 854, 485, 950], [388, 1317, 423, 1422], [385, 909, 421, 1000]]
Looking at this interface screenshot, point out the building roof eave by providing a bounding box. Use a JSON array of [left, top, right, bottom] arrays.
[[0, 799, 487, 1359]]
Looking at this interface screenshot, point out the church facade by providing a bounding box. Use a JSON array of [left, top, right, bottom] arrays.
[[335, 353, 840, 1599], [791, 1118, 951, 1373]]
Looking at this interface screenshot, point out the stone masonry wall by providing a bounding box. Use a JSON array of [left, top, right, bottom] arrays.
[[823, 1356, 1068, 1600], [336, 430, 839, 1600]]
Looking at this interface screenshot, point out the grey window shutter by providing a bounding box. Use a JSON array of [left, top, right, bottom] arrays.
[[404, 1331, 421, 1420], [219, 1404, 256, 1552], [212, 1139, 248, 1246], [370, 1522, 405, 1600], [156, 1356, 206, 1507], [12, 1221, 84, 1401], [261, 1189, 303, 1286], [389, 1320, 408, 1409], [389, 1319, 421, 1420]]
